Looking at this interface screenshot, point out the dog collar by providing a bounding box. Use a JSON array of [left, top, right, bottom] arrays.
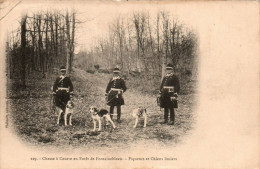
[[93, 110, 98, 115]]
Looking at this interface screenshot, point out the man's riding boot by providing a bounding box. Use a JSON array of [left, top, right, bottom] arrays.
[[169, 108, 175, 125], [117, 114, 121, 123], [162, 108, 169, 124], [117, 113, 121, 123], [110, 106, 114, 121], [168, 121, 174, 125], [117, 106, 121, 123], [161, 119, 168, 124]]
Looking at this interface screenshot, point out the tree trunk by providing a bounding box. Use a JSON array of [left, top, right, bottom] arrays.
[[21, 15, 27, 88], [45, 14, 49, 76], [37, 15, 44, 75], [69, 12, 75, 73], [65, 11, 71, 74], [55, 14, 58, 59]]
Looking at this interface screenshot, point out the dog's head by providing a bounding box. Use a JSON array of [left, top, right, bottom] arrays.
[[66, 101, 75, 109], [138, 107, 147, 114], [133, 107, 147, 116], [89, 106, 98, 114]]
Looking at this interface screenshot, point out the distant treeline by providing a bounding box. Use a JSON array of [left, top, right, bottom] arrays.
[[6, 10, 77, 87], [74, 11, 198, 78]]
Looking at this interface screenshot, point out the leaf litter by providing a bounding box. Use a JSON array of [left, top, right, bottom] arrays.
[[8, 68, 196, 150]]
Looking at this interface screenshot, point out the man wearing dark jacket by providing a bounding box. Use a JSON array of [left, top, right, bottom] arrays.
[[52, 66, 74, 125], [106, 67, 127, 123], [159, 64, 180, 125]]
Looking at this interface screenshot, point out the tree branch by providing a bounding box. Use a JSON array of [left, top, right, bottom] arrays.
[[0, 1, 22, 21]]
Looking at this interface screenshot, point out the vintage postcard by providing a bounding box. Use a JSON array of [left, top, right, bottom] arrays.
[[0, 0, 259, 168]]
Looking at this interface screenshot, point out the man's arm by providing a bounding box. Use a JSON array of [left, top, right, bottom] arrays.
[[105, 79, 112, 94], [68, 77, 74, 92], [174, 76, 180, 94], [159, 77, 165, 92], [121, 79, 127, 92], [53, 78, 59, 92]]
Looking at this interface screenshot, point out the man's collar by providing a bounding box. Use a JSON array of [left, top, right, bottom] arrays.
[[166, 73, 174, 77], [112, 76, 120, 80]]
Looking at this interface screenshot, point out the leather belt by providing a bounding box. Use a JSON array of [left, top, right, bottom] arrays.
[[110, 88, 122, 92], [163, 86, 174, 92], [57, 87, 69, 92], [170, 96, 178, 101], [109, 88, 123, 94]]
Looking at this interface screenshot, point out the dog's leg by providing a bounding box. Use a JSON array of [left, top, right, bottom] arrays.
[[133, 116, 139, 128], [64, 112, 68, 126], [143, 114, 147, 128], [106, 115, 116, 129], [93, 120, 97, 131], [69, 114, 72, 126], [103, 118, 108, 129], [105, 118, 109, 126], [98, 119, 102, 131]]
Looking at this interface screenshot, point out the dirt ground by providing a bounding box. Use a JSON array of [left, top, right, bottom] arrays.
[[8, 68, 196, 152]]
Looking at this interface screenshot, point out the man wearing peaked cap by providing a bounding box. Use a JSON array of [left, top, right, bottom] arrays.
[[52, 65, 74, 125], [159, 63, 180, 125], [105, 67, 127, 123]]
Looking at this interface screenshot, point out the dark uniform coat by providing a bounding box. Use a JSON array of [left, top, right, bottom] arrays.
[[159, 73, 180, 108], [106, 77, 127, 106], [53, 75, 74, 110]]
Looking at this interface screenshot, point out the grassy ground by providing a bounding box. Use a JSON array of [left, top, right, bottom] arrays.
[[7, 68, 196, 152]]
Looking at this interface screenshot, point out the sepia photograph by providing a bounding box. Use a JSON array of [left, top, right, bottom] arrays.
[[4, 0, 198, 149], [0, 0, 259, 169]]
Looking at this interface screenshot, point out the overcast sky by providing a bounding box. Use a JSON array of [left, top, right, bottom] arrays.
[[1, 1, 202, 53]]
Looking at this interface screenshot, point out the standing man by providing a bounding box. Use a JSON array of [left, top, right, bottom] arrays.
[[159, 63, 180, 125], [52, 65, 74, 125], [106, 67, 127, 123]]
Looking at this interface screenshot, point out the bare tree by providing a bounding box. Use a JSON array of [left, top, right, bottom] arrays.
[[21, 15, 27, 87], [6, 10, 78, 86], [75, 10, 197, 83], [65, 10, 76, 74]]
